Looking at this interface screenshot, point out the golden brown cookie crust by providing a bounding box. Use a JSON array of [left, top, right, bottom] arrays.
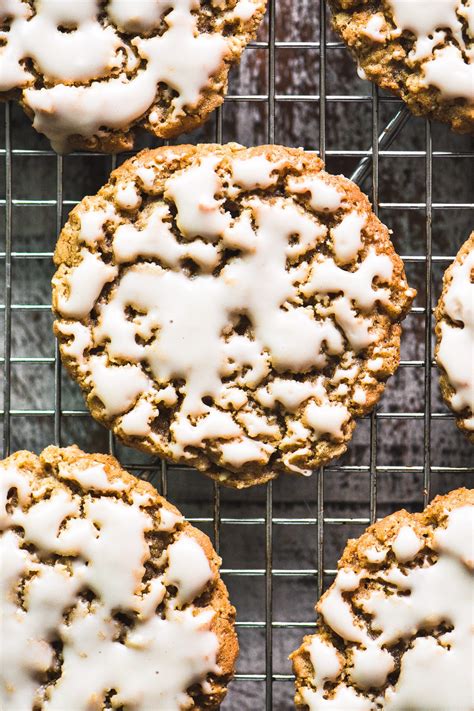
[[1, 445, 238, 709], [52, 143, 415, 488], [0, 1, 266, 152], [434, 232, 474, 443], [328, 1, 474, 134], [291, 487, 474, 709]]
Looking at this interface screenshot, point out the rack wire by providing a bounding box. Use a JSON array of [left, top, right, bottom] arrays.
[[1, 1, 473, 708]]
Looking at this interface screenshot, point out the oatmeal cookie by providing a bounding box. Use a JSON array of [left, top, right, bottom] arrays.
[[0, 445, 238, 710], [328, 0, 474, 133], [291, 488, 474, 710], [0, 0, 266, 152], [52, 143, 415, 488], [435, 232, 474, 443]]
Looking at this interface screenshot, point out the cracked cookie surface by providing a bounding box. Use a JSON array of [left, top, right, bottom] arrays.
[[0, 445, 237, 710], [435, 232, 474, 442], [0, 0, 266, 152], [291, 488, 474, 710], [329, 0, 474, 133], [52, 143, 415, 488]]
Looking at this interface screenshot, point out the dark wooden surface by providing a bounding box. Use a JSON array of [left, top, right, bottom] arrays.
[[0, 1, 473, 708]]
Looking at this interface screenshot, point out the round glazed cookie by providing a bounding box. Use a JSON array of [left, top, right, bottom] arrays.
[[0, 0, 266, 152], [291, 488, 474, 711], [0, 445, 238, 710], [435, 232, 474, 443], [328, 0, 474, 133], [52, 143, 416, 488]]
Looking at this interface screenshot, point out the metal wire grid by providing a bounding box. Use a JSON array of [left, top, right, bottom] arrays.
[[1, 1, 474, 708]]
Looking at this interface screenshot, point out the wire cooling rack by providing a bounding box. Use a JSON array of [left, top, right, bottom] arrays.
[[1, 1, 473, 709]]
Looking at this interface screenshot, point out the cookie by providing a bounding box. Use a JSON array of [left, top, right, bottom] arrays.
[[0, 445, 238, 710], [291, 488, 474, 710], [328, 0, 474, 133], [435, 232, 474, 442], [52, 143, 415, 488], [0, 0, 266, 152]]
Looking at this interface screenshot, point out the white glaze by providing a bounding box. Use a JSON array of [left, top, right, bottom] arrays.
[[303, 401, 350, 441], [301, 504, 474, 710], [350, 645, 395, 689], [115, 181, 142, 211], [54, 249, 118, 320], [87, 356, 151, 416], [303, 248, 394, 310], [437, 246, 474, 430], [54, 153, 410, 469], [330, 211, 365, 264], [307, 637, 341, 686], [135, 165, 156, 190], [237, 410, 280, 438], [434, 505, 474, 568], [361, 14, 387, 42], [55, 322, 92, 367], [0, 455, 220, 710], [392, 525, 423, 562], [158, 507, 184, 532], [219, 436, 274, 467], [77, 204, 117, 246], [112, 203, 221, 270], [119, 399, 156, 437], [164, 535, 213, 606], [0, 0, 261, 151], [255, 378, 326, 412], [231, 155, 282, 189], [383, 0, 474, 102], [364, 546, 388, 564], [319, 569, 370, 645], [288, 175, 343, 212], [108, 0, 170, 32], [302, 682, 374, 710], [221, 0, 259, 21], [57, 461, 127, 492], [368, 357, 384, 372]]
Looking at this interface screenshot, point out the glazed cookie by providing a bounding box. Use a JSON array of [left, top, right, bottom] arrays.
[[0, 445, 238, 710], [329, 0, 474, 133], [0, 0, 266, 152], [291, 488, 474, 710], [435, 232, 474, 442], [52, 143, 415, 488]]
